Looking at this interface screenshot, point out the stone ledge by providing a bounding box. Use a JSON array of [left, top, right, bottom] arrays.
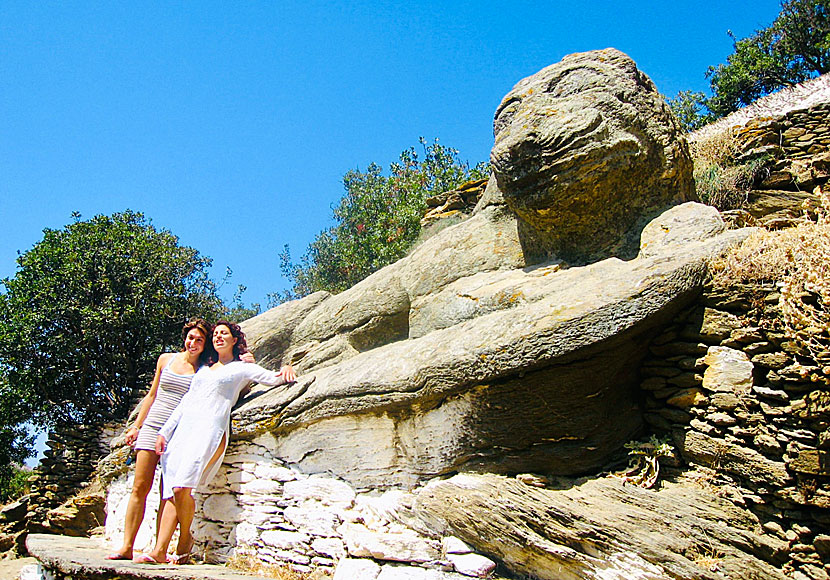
[[25, 534, 270, 580]]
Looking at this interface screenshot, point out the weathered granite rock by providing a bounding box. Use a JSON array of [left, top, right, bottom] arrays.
[[232, 207, 749, 488], [219, 51, 736, 489], [0, 495, 28, 524], [675, 430, 791, 488], [489, 48, 696, 264], [414, 473, 788, 580], [41, 492, 105, 537]]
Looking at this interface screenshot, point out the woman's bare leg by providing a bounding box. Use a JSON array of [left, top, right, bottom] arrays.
[[156, 475, 177, 539], [113, 450, 158, 558], [146, 492, 179, 563], [174, 433, 227, 558], [173, 487, 196, 558]]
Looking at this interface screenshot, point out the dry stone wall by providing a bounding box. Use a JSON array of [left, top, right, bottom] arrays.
[[730, 104, 830, 161], [104, 435, 499, 579], [640, 282, 830, 580], [24, 422, 117, 532]]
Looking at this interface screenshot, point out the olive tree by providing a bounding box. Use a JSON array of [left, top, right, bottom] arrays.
[[276, 138, 488, 300], [0, 210, 223, 455]]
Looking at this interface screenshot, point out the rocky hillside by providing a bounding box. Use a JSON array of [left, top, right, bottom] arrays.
[[13, 54, 830, 580]]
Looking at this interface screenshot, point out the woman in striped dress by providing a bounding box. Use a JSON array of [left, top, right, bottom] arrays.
[[107, 319, 254, 561]]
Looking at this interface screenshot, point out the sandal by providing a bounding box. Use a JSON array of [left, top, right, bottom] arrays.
[[169, 537, 195, 565], [133, 553, 168, 564], [104, 552, 131, 561]]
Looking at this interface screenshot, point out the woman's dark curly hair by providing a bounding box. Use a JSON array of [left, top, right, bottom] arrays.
[[211, 320, 249, 363], [181, 318, 214, 365]]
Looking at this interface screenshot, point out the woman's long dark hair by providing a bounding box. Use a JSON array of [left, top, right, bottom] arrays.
[[181, 318, 214, 365], [211, 320, 248, 363]]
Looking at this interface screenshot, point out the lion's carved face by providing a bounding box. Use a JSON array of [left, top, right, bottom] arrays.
[[488, 49, 695, 264]]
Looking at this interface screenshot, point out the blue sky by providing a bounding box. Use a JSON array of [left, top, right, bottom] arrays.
[[2, 1, 783, 310]]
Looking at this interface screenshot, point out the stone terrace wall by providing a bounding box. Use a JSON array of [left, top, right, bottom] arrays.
[[690, 74, 830, 146], [640, 282, 830, 580], [722, 103, 830, 162], [25, 422, 117, 530], [105, 438, 499, 579]]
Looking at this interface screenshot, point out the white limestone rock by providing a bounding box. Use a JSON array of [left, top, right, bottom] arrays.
[[377, 565, 470, 579], [234, 521, 259, 545], [702, 346, 754, 393], [254, 463, 297, 482], [226, 469, 255, 484], [441, 536, 472, 555], [283, 477, 356, 508], [260, 529, 311, 551], [284, 505, 340, 536], [447, 552, 496, 577], [312, 537, 347, 560], [239, 478, 283, 496], [356, 490, 414, 530], [201, 493, 243, 523], [333, 557, 381, 580], [341, 523, 441, 563]]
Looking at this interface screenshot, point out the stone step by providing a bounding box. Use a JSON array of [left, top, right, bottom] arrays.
[[25, 534, 271, 580]]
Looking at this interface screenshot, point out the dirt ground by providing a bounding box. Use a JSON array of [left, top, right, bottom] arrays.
[[0, 556, 36, 579]]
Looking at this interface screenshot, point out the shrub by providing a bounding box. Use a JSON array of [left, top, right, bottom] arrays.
[[690, 129, 771, 210], [0, 465, 29, 503], [275, 138, 488, 302]]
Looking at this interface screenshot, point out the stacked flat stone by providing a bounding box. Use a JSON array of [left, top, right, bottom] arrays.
[[23, 421, 116, 532], [102, 437, 496, 579], [640, 282, 830, 580]]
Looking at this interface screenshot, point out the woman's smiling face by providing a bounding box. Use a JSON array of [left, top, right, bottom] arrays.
[[183, 328, 206, 356], [212, 324, 237, 355]]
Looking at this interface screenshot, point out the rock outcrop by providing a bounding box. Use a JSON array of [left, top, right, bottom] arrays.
[[415, 473, 788, 580], [489, 48, 696, 264], [233, 203, 746, 488], [227, 50, 712, 490]]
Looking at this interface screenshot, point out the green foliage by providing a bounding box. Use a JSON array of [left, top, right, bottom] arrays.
[[667, 90, 712, 132], [613, 435, 674, 489], [0, 210, 223, 450], [0, 463, 30, 503], [224, 284, 261, 323], [275, 138, 488, 301], [707, 0, 830, 118], [0, 378, 34, 499]]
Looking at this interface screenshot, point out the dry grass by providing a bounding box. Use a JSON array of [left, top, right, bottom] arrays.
[[687, 540, 726, 574], [710, 186, 830, 357], [690, 128, 770, 210], [226, 551, 331, 580]]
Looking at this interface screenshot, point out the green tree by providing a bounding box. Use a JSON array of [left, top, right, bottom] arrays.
[[0, 376, 34, 500], [667, 90, 712, 132], [706, 0, 830, 117], [224, 284, 261, 323], [276, 138, 488, 300], [0, 210, 223, 459]]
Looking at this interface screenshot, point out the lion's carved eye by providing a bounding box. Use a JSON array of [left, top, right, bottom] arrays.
[[494, 98, 521, 136]]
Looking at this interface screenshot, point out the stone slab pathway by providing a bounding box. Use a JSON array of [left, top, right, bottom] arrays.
[[26, 534, 271, 580]]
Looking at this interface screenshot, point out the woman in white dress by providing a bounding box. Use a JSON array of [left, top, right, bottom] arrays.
[[139, 320, 295, 564]]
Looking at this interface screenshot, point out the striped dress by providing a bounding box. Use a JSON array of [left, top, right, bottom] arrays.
[[134, 355, 197, 452]]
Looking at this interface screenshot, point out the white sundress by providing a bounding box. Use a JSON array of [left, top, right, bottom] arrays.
[[157, 361, 287, 499]]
